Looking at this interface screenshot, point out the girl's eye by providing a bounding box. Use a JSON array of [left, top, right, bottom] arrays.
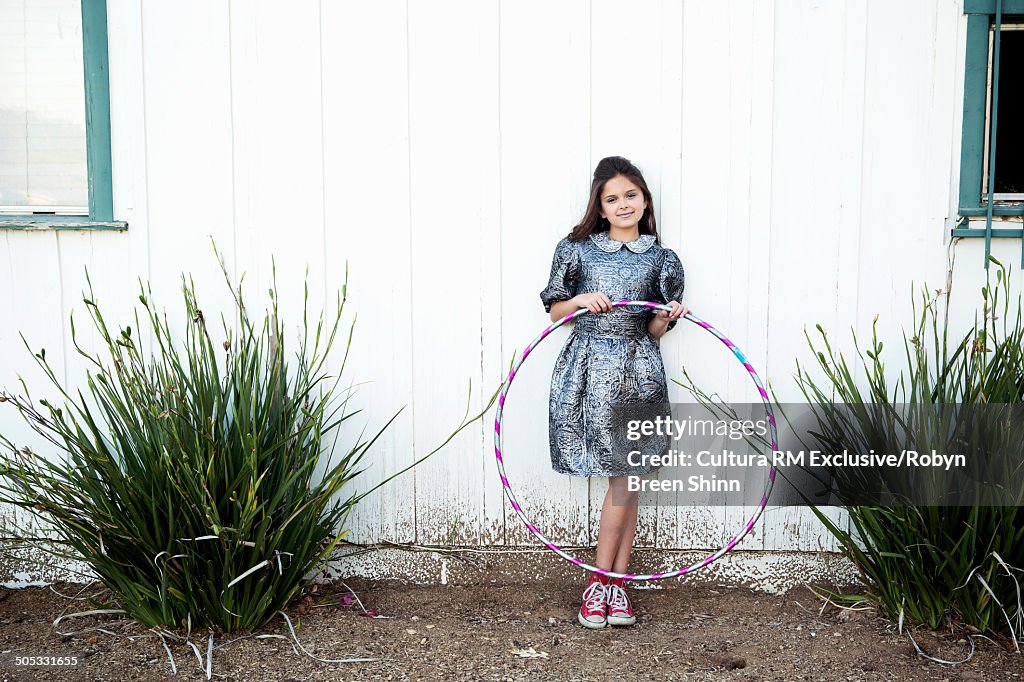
[[627, 193, 637, 198]]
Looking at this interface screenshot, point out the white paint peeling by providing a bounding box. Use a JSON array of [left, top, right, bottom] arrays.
[[2, 571, 48, 588], [439, 556, 449, 585], [2, 538, 859, 595], [326, 547, 860, 595]]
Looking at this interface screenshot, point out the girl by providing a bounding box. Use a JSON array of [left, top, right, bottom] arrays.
[[540, 156, 687, 629]]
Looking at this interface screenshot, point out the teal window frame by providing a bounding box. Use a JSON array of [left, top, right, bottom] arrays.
[[0, 0, 126, 232], [953, 0, 1024, 251]]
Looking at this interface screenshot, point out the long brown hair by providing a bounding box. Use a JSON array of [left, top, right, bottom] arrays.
[[568, 156, 658, 242]]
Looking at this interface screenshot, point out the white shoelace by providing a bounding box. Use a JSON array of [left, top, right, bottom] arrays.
[[582, 581, 606, 612], [606, 584, 631, 613]]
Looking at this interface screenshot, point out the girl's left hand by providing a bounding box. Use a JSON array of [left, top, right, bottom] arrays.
[[656, 301, 688, 321]]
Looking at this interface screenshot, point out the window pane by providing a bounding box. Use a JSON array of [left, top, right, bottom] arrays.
[[0, 0, 88, 214], [993, 26, 1023, 196]]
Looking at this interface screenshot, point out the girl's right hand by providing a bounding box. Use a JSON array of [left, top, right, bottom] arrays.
[[574, 292, 614, 314]]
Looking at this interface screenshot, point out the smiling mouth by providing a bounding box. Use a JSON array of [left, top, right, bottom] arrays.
[[617, 211, 634, 218]]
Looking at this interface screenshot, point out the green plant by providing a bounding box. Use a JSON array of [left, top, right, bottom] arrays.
[[795, 256, 1024, 640], [0, 247, 485, 631]]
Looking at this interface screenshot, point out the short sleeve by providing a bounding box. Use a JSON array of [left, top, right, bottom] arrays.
[[539, 238, 581, 313], [656, 248, 686, 332]]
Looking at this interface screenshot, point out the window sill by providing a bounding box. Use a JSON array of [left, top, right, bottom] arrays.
[[957, 206, 1024, 218], [952, 226, 1024, 238], [952, 209, 1024, 238], [0, 216, 127, 231]]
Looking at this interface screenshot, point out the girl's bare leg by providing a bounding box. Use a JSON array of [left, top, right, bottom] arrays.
[[594, 476, 639, 573]]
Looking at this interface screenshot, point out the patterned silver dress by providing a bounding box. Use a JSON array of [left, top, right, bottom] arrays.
[[540, 231, 685, 477]]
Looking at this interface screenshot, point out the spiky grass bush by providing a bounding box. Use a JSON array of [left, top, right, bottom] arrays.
[[795, 257, 1024, 639], [0, 254, 397, 631]]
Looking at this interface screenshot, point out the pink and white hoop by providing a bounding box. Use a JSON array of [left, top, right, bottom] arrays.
[[492, 300, 778, 581]]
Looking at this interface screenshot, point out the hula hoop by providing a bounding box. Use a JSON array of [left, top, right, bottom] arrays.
[[492, 300, 778, 581]]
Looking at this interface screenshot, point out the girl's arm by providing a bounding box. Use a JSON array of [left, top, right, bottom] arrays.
[[647, 301, 687, 340], [549, 293, 614, 323]]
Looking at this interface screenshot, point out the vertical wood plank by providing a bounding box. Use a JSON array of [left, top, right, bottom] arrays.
[[0, 233, 64, 455], [229, 0, 325, 318], [738, 0, 776, 552], [54, 232, 141, 436], [654, 0, 685, 551], [107, 0, 151, 299], [498, 0, 592, 549], [320, 0, 415, 544], [406, 0, 499, 546], [761, 0, 849, 552], [0, 232, 66, 547], [673, 0, 734, 552], [715, 0, 775, 554], [142, 0, 235, 338]]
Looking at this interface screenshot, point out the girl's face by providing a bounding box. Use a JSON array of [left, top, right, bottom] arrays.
[[599, 175, 646, 232]]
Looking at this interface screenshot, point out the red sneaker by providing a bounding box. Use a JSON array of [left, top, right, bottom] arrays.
[[606, 579, 636, 626], [577, 575, 608, 629]]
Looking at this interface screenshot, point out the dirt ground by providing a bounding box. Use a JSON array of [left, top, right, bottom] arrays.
[[0, 577, 1021, 681]]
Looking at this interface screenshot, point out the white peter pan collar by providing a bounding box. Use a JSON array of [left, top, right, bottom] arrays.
[[589, 231, 657, 254]]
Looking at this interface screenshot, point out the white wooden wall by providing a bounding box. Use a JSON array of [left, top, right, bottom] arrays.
[[2, 0, 1016, 556]]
